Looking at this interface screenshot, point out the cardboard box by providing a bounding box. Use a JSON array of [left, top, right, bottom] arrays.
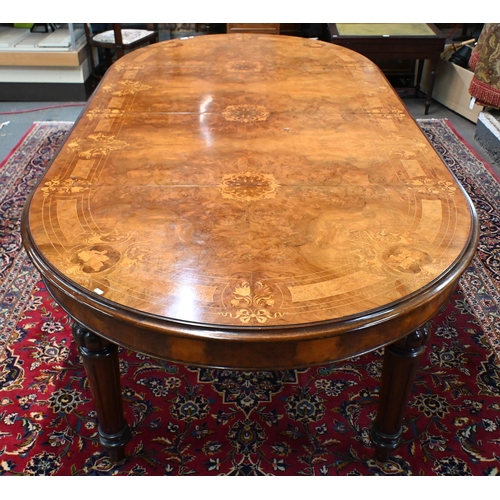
[[421, 45, 484, 123]]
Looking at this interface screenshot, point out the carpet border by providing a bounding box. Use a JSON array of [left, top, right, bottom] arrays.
[[443, 117, 500, 183], [417, 118, 500, 363], [0, 121, 75, 362], [0, 123, 37, 169]]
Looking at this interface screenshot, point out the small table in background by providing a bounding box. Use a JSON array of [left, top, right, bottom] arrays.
[[327, 23, 447, 114]]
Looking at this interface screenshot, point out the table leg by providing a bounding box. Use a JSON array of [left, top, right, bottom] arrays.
[[415, 59, 424, 97], [72, 323, 131, 462], [423, 56, 440, 115], [370, 324, 430, 462]]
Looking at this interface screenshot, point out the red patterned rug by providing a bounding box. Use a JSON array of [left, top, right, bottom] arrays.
[[1, 120, 500, 476]]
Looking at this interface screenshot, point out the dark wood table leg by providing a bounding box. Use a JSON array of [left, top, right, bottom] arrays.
[[370, 324, 430, 462], [72, 323, 131, 462], [423, 56, 440, 115], [415, 59, 424, 97]]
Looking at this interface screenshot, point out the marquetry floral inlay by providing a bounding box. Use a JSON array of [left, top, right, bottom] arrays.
[[69, 245, 121, 274], [223, 104, 269, 123], [86, 109, 123, 120], [113, 63, 145, 71], [221, 281, 286, 324], [101, 80, 152, 96], [41, 177, 90, 198], [67, 133, 129, 159], [380, 110, 406, 119], [410, 178, 457, 195], [226, 60, 263, 72], [383, 246, 432, 275], [219, 171, 280, 201]]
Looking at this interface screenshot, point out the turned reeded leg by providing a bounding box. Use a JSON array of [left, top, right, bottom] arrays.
[[72, 323, 131, 462], [370, 324, 431, 462]]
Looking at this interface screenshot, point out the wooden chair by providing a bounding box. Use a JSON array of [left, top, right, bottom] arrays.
[[84, 23, 159, 75]]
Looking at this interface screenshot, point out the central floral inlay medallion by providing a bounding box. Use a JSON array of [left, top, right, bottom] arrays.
[[223, 105, 269, 123], [219, 171, 280, 201]]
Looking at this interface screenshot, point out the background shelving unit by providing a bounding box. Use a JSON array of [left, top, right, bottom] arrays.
[[0, 23, 93, 101]]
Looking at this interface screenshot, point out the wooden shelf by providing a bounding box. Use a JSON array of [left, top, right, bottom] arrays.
[[0, 25, 87, 67], [0, 44, 87, 67]]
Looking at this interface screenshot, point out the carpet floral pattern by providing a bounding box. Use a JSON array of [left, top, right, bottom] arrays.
[[1, 120, 500, 476]]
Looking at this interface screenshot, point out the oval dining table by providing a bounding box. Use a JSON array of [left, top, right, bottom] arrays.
[[22, 33, 479, 464]]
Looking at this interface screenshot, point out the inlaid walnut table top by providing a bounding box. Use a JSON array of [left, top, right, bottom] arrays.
[[22, 34, 478, 462]]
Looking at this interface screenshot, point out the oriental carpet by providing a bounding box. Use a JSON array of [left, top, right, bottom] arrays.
[[1, 120, 500, 476]]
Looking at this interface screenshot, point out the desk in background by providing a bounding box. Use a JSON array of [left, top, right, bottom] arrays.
[[328, 23, 447, 114]]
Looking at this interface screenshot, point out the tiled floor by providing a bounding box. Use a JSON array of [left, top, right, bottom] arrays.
[[1, 97, 498, 177]]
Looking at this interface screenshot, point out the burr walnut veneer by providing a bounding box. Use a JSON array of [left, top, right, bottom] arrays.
[[22, 34, 479, 462]]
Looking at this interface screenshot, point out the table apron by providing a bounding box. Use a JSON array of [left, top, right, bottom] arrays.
[[41, 273, 461, 371]]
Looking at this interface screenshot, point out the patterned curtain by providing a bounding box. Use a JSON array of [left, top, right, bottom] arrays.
[[469, 23, 500, 108]]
